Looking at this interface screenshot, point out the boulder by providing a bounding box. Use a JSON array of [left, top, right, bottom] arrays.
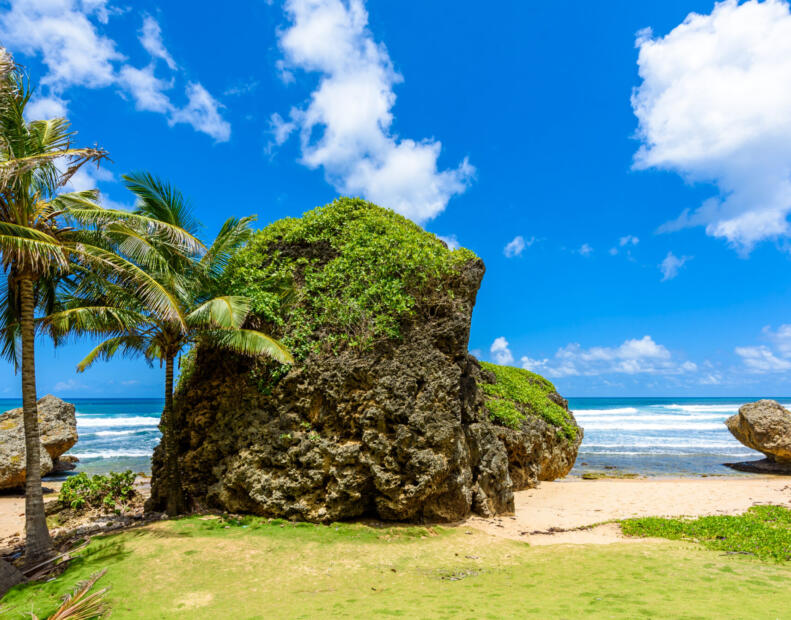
[[726, 400, 791, 463], [0, 395, 78, 490], [148, 199, 582, 521]]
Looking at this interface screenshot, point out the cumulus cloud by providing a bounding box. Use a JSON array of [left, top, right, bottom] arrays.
[[503, 235, 533, 257], [763, 324, 791, 356], [735, 345, 791, 372], [139, 14, 177, 70], [659, 252, 691, 281], [0, 1, 229, 141], [170, 82, 231, 142], [633, 0, 791, 252], [520, 335, 696, 378], [620, 235, 639, 247], [273, 0, 473, 223], [577, 243, 593, 257], [490, 337, 514, 366]]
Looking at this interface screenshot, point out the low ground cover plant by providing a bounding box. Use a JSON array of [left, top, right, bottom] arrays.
[[58, 471, 136, 513], [621, 505, 791, 562]]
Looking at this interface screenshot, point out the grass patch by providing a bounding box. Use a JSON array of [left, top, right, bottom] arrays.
[[621, 505, 791, 562], [5, 516, 791, 618], [479, 361, 577, 440]]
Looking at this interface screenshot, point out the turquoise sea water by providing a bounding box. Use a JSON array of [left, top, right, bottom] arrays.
[[568, 397, 781, 476], [0, 398, 163, 476], [1, 396, 779, 478]]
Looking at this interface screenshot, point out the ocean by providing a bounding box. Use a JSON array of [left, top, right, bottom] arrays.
[[0, 396, 777, 478]]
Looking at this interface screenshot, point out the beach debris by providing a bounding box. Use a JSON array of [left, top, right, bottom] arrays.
[[0, 395, 78, 490]]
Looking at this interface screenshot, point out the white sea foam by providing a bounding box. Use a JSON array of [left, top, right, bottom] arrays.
[[91, 430, 140, 437], [68, 449, 151, 458], [76, 416, 159, 428], [579, 450, 758, 457], [584, 440, 744, 449], [581, 422, 725, 431], [572, 407, 639, 415], [576, 413, 727, 423]]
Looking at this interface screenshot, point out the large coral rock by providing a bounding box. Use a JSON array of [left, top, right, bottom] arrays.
[[726, 400, 791, 463], [149, 199, 582, 521], [0, 395, 78, 490]]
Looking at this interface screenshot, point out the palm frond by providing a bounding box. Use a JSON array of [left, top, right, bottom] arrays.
[[200, 215, 256, 277], [66, 242, 187, 331], [206, 328, 293, 364], [39, 568, 109, 620], [77, 335, 150, 372], [186, 296, 251, 329], [40, 306, 149, 340], [123, 171, 202, 236]]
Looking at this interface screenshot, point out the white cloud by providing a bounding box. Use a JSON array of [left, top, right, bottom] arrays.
[[65, 163, 114, 193], [490, 337, 514, 366], [437, 234, 460, 250], [0, 3, 229, 141], [54, 379, 87, 391], [504, 235, 533, 258], [763, 324, 791, 356], [578, 243, 593, 257], [274, 0, 473, 223], [0, 0, 121, 91], [170, 82, 231, 142], [735, 345, 791, 372], [139, 14, 177, 70], [633, 0, 791, 252], [659, 251, 691, 281], [620, 235, 639, 247], [118, 64, 173, 113], [25, 95, 68, 120], [520, 335, 695, 378]]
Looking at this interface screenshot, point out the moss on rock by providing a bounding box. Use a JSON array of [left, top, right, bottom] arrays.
[[479, 361, 577, 440], [223, 197, 477, 359]]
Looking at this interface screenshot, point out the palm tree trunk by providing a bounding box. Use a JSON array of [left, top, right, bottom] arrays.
[[19, 274, 53, 568], [162, 354, 185, 516]]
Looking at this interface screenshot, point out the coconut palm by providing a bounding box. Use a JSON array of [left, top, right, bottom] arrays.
[[45, 172, 293, 516], [0, 51, 203, 568]]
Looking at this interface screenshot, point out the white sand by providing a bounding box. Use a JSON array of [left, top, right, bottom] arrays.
[[465, 476, 791, 545]]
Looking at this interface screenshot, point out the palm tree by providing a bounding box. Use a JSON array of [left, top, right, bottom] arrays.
[[46, 173, 293, 516], [0, 51, 203, 568]]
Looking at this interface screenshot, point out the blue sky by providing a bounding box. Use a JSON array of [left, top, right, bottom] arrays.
[[2, 0, 791, 398]]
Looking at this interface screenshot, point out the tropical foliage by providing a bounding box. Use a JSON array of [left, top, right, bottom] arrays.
[[223, 197, 477, 359], [46, 173, 292, 515], [479, 361, 577, 440], [0, 47, 203, 568], [58, 471, 136, 513]]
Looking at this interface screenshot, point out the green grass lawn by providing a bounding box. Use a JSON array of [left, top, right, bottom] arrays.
[[4, 515, 791, 619]]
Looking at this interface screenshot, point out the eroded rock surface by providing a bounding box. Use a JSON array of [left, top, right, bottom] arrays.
[[0, 395, 78, 490], [149, 199, 582, 521], [726, 400, 791, 464]]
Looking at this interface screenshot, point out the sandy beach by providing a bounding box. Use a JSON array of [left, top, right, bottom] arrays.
[[2, 476, 789, 548], [467, 476, 791, 545]]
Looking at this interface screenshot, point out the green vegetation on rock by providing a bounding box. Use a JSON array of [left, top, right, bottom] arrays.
[[6, 516, 791, 619], [479, 361, 577, 440], [621, 505, 791, 562], [223, 197, 477, 359]]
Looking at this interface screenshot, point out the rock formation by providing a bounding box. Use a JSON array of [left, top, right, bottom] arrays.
[[149, 199, 582, 521], [0, 395, 78, 490], [726, 400, 791, 472]]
